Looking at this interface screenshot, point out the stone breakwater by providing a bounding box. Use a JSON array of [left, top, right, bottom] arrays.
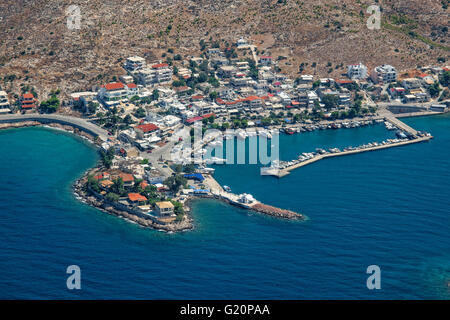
[[251, 203, 304, 220], [0, 121, 41, 130], [73, 171, 194, 233]]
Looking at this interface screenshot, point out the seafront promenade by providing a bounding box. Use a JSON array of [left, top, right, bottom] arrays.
[[0, 114, 109, 141]]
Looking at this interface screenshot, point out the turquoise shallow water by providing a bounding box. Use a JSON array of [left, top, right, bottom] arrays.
[[0, 117, 449, 299]]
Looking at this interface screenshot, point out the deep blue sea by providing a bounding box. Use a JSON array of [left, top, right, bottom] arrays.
[[0, 116, 449, 299]]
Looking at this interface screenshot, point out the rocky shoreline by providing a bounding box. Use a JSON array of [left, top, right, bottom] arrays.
[[73, 170, 195, 233], [2, 120, 303, 233]]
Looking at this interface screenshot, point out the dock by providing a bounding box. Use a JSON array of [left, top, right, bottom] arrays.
[[274, 135, 432, 178], [202, 174, 303, 220]]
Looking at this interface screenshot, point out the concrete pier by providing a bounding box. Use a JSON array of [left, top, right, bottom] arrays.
[[273, 135, 432, 178]]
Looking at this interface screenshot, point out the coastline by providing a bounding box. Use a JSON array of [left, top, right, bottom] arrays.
[[0, 110, 441, 232]]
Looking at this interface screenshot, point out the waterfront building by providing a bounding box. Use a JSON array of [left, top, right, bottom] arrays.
[[98, 82, 129, 107], [128, 193, 147, 206], [20, 93, 37, 110], [154, 201, 175, 217], [118, 173, 135, 187], [0, 91, 11, 113]]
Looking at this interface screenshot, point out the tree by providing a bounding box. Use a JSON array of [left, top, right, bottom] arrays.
[[209, 91, 218, 101], [105, 193, 120, 202], [171, 200, 184, 220], [100, 147, 115, 168], [152, 89, 160, 100], [123, 114, 133, 125], [87, 101, 98, 114], [86, 175, 100, 193], [321, 95, 339, 110], [439, 70, 450, 87], [428, 81, 441, 98], [134, 107, 146, 118], [164, 174, 187, 193], [183, 164, 196, 174], [40, 95, 60, 113]]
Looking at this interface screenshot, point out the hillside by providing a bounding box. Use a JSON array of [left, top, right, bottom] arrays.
[[0, 0, 448, 99]]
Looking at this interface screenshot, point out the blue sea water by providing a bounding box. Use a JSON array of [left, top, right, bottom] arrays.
[[0, 117, 448, 300]]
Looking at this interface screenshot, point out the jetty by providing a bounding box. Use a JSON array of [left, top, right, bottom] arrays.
[[202, 175, 303, 220], [267, 114, 433, 178]]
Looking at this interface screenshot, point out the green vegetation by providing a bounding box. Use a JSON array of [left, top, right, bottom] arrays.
[[39, 94, 60, 113], [100, 147, 115, 169], [439, 70, 450, 87], [164, 174, 187, 193]]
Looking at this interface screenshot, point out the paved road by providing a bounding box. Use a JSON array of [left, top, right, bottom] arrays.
[[0, 113, 109, 140]]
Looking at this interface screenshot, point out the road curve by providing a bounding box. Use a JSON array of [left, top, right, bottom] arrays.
[[0, 113, 109, 141]]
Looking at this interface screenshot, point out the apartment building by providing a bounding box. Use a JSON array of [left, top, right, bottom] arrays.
[[371, 65, 397, 83]]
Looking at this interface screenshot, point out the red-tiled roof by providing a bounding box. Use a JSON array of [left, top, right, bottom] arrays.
[[136, 123, 159, 133], [152, 63, 169, 69], [128, 193, 147, 202], [185, 116, 203, 124], [127, 83, 137, 89], [336, 79, 354, 84], [119, 173, 134, 182], [191, 95, 204, 100], [202, 113, 215, 119], [104, 82, 125, 91], [22, 93, 34, 99], [140, 181, 149, 189], [243, 96, 261, 101]]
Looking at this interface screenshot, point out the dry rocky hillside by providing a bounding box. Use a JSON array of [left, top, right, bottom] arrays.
[[0, 0, 448, 100]]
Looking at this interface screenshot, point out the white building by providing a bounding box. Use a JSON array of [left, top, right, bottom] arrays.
[[371, 65, 397, 83], [124, 56, 146, 72], [259, 56, 273, 66], [237, 38, 248, 48], [402, 78, 422, 90], [137, 63, 173, 86], [347, 63, 368, 79], [0, 91, 11, 113], [98, 82, 129, 107]]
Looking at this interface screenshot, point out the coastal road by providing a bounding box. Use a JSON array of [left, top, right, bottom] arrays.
[[0, 113, 109, 141]]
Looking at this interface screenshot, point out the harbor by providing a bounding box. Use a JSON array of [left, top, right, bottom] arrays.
[[262, 114, 433, 178]]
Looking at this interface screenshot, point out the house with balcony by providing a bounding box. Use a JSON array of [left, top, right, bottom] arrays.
[[124, 56, 146, 72], [20, 93, 37, 110], [371, 64, 397, 83], [347, 63, 368, 79], [0, 91, 11, 113], [259, 56, 273, 66], [126, 83, 139, 98], [135, 123, 160, 139], [98, 82, 129, 107], [154, 201, 175, 217], [137, 63, 173, 86]]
